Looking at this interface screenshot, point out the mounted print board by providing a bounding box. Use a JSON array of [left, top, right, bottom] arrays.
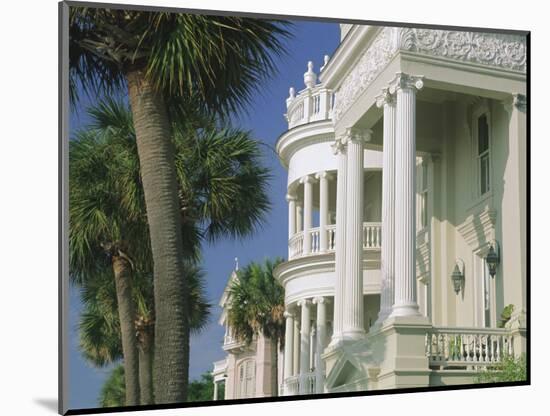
[[59, 1, 529, 414]]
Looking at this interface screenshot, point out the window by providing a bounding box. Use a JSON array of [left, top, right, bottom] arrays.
[[420, 162, 428, 229], [482, 259, 491, 328], [238, 360, 256, 399], [476, 113, 491, 196], [474, 250, 495, 328], [416, 159, 429, 230]]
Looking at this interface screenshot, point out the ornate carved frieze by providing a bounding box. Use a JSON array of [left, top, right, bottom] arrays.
[[399, 29, 526, 72], [333, 27, 527, 123], [333, 28, 398, 122]]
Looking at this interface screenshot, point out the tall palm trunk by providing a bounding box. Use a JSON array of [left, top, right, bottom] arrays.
[[112, 255, 140, 406], [126, 68, 189, 403], [137, 317, 154, 405], [270, 338, 278, 396]]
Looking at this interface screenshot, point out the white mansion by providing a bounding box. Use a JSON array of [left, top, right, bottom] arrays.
[[212, 23, 527, 399]]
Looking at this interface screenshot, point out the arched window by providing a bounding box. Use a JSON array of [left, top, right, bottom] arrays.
[[237, 359, 256, 399]]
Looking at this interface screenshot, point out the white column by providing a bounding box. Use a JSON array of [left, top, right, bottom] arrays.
[[342, 128, 371, 340], [296, 202, 303, 233], [293, 318, 300, 376], [301, 176, 314, 254], [316, 171, 330, 252], [389, 72, 423, 318], [213, 381, 218, 400], [286, 193, 297, 258], [298, 299, 311, 394], [329, 136, 347, 345], [313, 296, 327, 393], [286, 193, 297, 239], [376, 87, 397, 324], [283, 310, 295, 385]]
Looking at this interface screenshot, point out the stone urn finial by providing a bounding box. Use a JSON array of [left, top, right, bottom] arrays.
[[304, 61, 317, 88], [289, 87, 296, 99], [286, 86, 296, 108]]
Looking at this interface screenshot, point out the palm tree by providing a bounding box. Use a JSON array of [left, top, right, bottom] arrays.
[[79, 263, 211, 406], [99, 365, 126, 408], [69, 7, 290, 402], [228, 258, 285, 396], [70, 127, 146, 405], [71, 98, 271, 402]]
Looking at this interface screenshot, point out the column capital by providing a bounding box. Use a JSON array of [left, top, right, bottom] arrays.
[[331, 136, 346, 155], [503, 93, 527, 116], [513, 93, 527, 112], [343, 127, 373, 145], [315, 170, 333, 180], [297, 298, 311, 308], [284, 310, 295, 319], [388, 72, 424, 94], [312, 296, 328, 305], [285, 193, 297, 202], [299, 175, 317, 185], [375, 87, 395, 108]]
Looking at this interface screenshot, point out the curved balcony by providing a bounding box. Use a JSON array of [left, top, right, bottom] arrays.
[[286, 85, 334, 130], [289, 222, 381, 260]]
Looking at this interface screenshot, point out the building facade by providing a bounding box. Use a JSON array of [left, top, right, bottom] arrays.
[[212, 269, 281, 400], [213, 23, 527, 398]]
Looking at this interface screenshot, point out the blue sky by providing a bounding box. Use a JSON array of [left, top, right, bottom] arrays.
[[69, 19, 340, 410]]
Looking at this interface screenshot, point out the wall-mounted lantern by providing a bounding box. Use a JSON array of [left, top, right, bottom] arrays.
[[451, 259, 465, 295], [485, 241, 500, 278]]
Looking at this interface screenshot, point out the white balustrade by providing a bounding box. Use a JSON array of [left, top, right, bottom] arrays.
[[288, 223, 382, 259], [286, 87, 333, 129], [363, 223, 382, 249], [289, 232, 304, 258], [426, 327, 514, 369], [327, 224, 336, 250], [309, 227, 321, 254], [282, 372, 316, 396]]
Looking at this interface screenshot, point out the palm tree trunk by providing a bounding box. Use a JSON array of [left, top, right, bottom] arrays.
[[271, 338, 278, 396], [125, 68, 189, 403], [112, 255, 140, 406], [138, 322, 154, 405]]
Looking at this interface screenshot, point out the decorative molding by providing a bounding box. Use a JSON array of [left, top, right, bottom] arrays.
[[457, 208, 498, 248], [332, 27, 526, 123]]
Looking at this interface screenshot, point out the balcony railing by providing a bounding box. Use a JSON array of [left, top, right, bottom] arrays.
[[426, 327, 514, 370], [281, 372, 316, 396], [288, 222, 381, 260], [286, 86, 334, 129]]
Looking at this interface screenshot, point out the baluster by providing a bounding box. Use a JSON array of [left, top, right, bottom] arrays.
[[473, 334, 478, 363], [377, 226, 382, 247], [465, 335, 471, 362], [496, 335, 501, 362]]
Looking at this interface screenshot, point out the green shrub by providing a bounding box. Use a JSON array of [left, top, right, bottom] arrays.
[[476, 353, 527, 383]]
